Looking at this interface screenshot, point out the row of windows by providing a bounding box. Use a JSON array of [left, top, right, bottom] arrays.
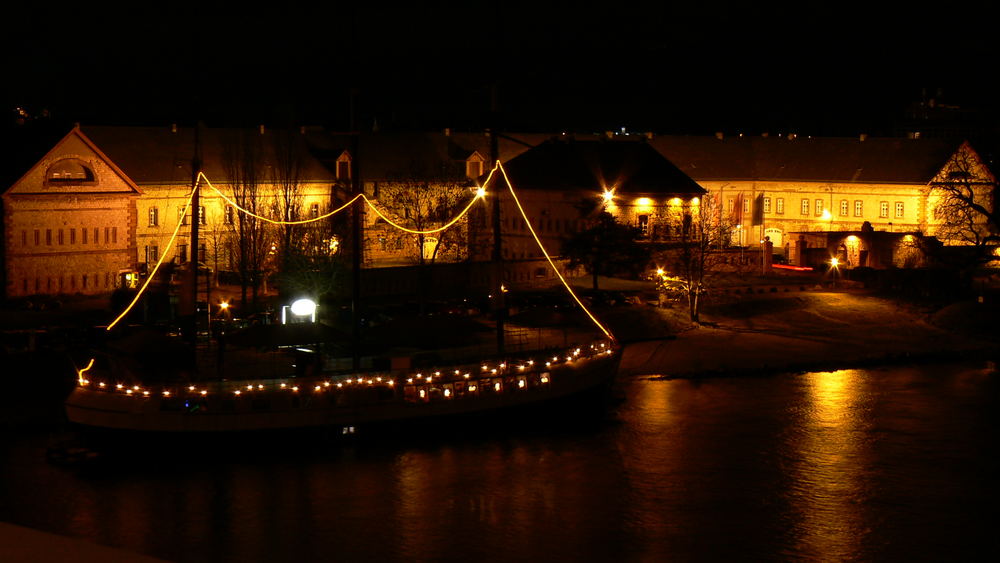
[[144, 244, 206, 264], [21, 272, 116, 293], [20, 227, 117, 247], [728, 197, 907, 220], [503, 216, 583, 234], [147, 203, 324, 227]]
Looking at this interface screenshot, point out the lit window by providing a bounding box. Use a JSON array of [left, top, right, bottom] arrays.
[[198, 206, 206, 226], [179, 208, 188, 226], [854, 200, 863, 217], [775, 198, 784, 214], [149, 206, 159, 227], [895, 202, 904, 218], [638, 215, 649, 236], [814, 199, 824, 216], [800, 199, 809, 215], [840, 200, 849, 216], [743, 198, 750, 214], [311, 203, 320, 219], [47, 159, 95, 183], [879, 201, 889, 218], [727, 198, 735, 214], [763, 197, 771, 214]]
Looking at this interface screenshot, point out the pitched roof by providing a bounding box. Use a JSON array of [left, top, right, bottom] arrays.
[[650, 135, 964, 184], [81, 126, 337, 185], [501, 137, 706, 195], [306, 131, 544, 181]]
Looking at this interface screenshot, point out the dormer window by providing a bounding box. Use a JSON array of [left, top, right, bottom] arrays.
[[466, 153, 485, 179], [47, 159, 95, 184], [336, 151, 352, 181]]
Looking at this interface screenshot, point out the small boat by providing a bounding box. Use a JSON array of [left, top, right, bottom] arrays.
[[65, 339, 620, 433]]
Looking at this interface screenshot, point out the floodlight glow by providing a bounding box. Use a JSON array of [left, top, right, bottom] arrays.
[[290, 299, 317, 317]]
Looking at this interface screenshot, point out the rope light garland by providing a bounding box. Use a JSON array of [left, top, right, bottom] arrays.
[[106, 181, 199, 331], [201, 172, 363, 226], [495, 162, 616, 342], [82, 162, 617, 393]]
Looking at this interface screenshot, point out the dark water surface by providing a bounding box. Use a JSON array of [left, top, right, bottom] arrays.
[[2, 363, 998, 561]]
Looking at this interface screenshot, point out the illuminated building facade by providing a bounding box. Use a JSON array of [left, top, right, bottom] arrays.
[[494, 137, 706, 283], [651, 135, 996, 257], [2, 128, 140, 297]]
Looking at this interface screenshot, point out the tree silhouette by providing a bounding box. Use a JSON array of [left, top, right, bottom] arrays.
[[561, 210, 649, 290]]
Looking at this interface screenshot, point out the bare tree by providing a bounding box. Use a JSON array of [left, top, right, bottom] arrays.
[[375, 180, 472, 265], [656, 195, 733, 322], [269, 127, 305, 270], [223, 130, 273, 309], [930, 144, 998, 256]]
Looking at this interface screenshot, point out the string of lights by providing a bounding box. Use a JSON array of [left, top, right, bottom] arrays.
[[201, 172, 363, 225], [495, 162, 616, 342], [106, 181, 199, 331]]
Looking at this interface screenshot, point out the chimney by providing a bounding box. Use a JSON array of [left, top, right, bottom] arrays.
[[444, 127, 451, 137], [646, 131, 654, 140], [171, 123, 177, 133], [259, 124, 265, 135], [715, 132, 724, 140], [859, 133, 868, 142]]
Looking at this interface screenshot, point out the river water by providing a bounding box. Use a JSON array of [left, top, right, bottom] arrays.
[[2, 361, 998, 561]]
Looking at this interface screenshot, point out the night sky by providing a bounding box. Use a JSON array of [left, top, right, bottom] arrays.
[[5, 4, 998, 137]]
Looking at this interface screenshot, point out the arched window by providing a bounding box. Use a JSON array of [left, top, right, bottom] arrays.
[[46, 159, 95, 183]]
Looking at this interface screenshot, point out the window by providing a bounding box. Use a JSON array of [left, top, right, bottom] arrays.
[[149, 206, 159, 227], [82, 228, 87, 244], [225, 206, 234, 225], [21, 230, 26, 246], [70, 229, 75, 244], [310, 203, 320, 219], [198, 243, 207, 263], [198, 206, 206, 226], [146, 245, 158, 263], [58, 229, 64, 245], [879, 201, 889, 218], [93, 228, 99, 243], [840, 200, 849, 216], [727, 198, 735, 214], [46, 229, 52, 245], [179, 208, 188, 226], [105, 227, 110, 243], [743, 198, 750, 214], [854, 200, 863, 217], [177, 244, 187, 263], [466, 159, 483, 179], [337, 160, 351, 181], [775, 198, 784, 214], [34, 230, 40, 245], [895, 202, 904, 218], [638, 215, 649, 236], [112, 227, 117, 244], [800, 198, 809, 215], [763, 197, 771, 214], [815, 199, 824, 216], [46, 159, 95, 183]]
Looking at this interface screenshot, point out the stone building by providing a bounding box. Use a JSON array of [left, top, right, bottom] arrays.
[[495, 137, 706, 283], [2, 127, 140, 298], [3, 125, 341, 299], [651, 135, 996, 256]]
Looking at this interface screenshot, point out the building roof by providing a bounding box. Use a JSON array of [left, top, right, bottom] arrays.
[[305, 131, 544, 181], [501, 137, 706, 196], [650, 135, 965, 184], [81, 126, 337, 185]]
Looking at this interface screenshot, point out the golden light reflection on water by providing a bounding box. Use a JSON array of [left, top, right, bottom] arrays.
[[791, 369, 873, 560]]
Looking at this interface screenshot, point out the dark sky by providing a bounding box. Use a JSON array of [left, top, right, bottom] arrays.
[[5, 4, 998, 136]]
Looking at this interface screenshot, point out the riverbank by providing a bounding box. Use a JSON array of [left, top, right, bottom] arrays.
[[613, 289, 998, 378]]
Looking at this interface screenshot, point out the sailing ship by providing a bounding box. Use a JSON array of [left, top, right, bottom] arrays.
[[64, 132, 622, 434]]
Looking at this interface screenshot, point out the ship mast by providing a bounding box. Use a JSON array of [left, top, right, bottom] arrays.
[[490, 84, 506, 356]]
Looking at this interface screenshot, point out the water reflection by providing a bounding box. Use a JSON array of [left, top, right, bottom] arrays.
[[2, 362, 997, 561], [789, 369, 874, 560]]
